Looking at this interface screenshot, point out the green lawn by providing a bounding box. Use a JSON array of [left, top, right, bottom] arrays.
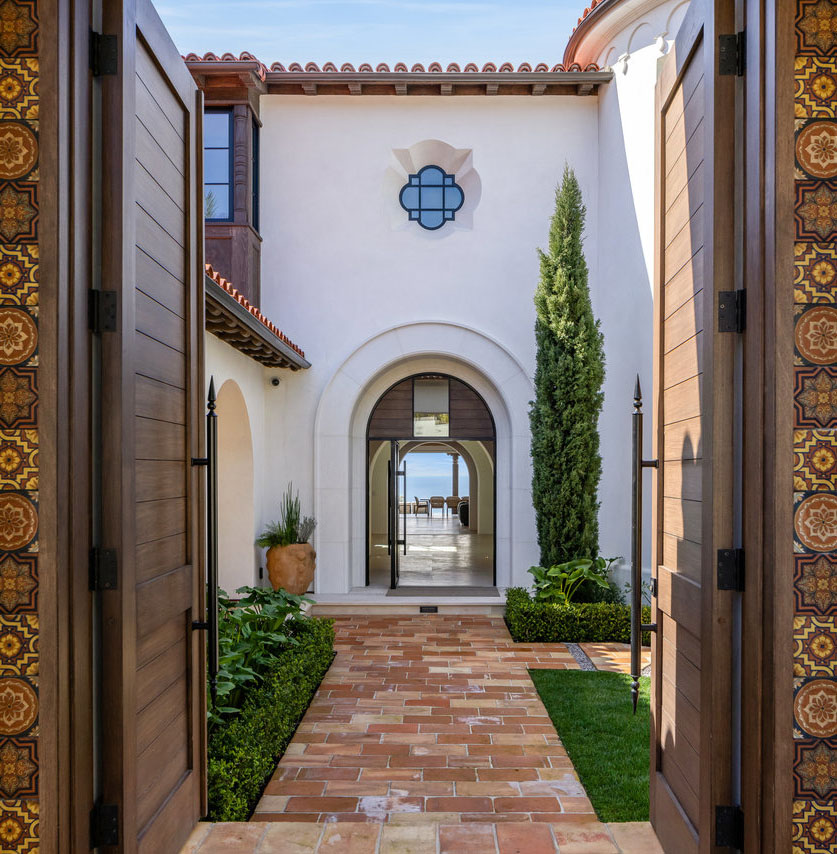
[[529, 670, 650, 823]]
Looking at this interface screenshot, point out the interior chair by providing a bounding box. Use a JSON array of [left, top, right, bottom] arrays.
[[414, 496, 429, 516], [445, 496, 460, 516], [429, 496, 445, 517]]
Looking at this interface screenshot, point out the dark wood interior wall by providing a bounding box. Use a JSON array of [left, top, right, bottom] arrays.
[[368, 378, 495, 439], [368, 380, 413, 437], [449, 380, 494, 439]]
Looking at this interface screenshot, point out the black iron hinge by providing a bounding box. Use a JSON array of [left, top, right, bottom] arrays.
[[715, 804, 744, 849], [89, 547, 118, 592], [88, 290, 118, 334], [717, 548, 745, 592], [90, 801, 119, 848], [718, 31, 745, 77], [89, 31, 118, 77], [718, 289, 747, 333], [650, 577, 658, 598]]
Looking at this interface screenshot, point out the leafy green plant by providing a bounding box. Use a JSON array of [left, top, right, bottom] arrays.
[[210, 584, 312, 726], [530, 165, 605, 568], [528, 557, 615, 604], [505, 587, 651, 644], [256, 483, 316, 548], [208, 616, 335, 821]]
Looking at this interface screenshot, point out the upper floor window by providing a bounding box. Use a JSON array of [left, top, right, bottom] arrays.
[[204, 109, 232, 221], [252, 120, 260, 233], [399, 165, 464, 231]]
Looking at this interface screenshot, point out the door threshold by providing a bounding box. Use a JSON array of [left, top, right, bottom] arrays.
[[308, 587, 505, 616], [387, 585, 498, 598]]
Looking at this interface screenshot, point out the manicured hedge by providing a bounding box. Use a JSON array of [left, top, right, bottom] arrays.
[[506, 587, 651, 644], [207, 616, 335, 821]]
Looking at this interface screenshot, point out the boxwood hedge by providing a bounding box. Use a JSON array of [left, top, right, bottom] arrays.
[[207, 616, 335, 821], [506, 587, 651, 644]]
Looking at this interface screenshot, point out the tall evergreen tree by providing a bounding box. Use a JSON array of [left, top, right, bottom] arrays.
[[530, 166, 605, 567]]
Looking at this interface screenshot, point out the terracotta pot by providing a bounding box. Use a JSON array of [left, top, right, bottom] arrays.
[[266, 543, 316, 595]]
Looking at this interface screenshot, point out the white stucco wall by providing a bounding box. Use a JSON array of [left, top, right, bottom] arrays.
[[592, 0, 689, 587], [209, 3, 690, 594]]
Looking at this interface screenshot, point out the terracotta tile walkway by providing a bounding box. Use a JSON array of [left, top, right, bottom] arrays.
[[184, 615, 663, 853]]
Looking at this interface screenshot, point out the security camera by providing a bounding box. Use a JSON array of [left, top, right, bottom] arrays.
[[270, 377, 281, 387]]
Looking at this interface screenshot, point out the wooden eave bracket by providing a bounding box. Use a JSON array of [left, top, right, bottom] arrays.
[[204, 276, 310, 371]]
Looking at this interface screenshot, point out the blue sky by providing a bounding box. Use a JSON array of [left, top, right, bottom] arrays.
[[157, 0, 583, 67]]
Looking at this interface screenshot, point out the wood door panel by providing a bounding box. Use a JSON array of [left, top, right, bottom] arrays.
[[136, 567, 192, 638], [665, 166, 705, 247], [135, 119, 185, 200], [136, 376, 186, 423], [137, 675, 186, 755], [136, 417, 186, 461], [651, 4, 735, 846], [136, 713, 189, 826], [664, 292, 704, 353], [665, 126, 705, 207], [136, 497, 187, 544], [662, 416, 702, 461], [661, 675, 701, 749], [664, 248, 704, 317], [136, 247, 186, 317], [136, 460, 187, 502], [137, 535, 188, 586], [663, 375, 703, 424], [662, 533, 702, 582], [662, 496, 702, 544], [136, 633, 188, 713], [136, 333, 187, 390], [100, 4, 204, 849], [664, 333, 703, 389]]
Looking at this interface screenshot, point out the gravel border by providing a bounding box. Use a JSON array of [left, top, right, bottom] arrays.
[[565, 642, 596, 671]]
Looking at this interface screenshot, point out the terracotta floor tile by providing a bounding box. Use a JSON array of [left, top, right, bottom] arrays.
[[427, 796, 493, 813], [379, 824, 436, 854], [285, 797, 358, 813], [258, 822, 324, 852], [179, 823, 212, 853], [607, 822, 664, 854], [496, 822, 556, 854], [195, 823, 266, 853], [439, 824, 496, 853], [317, 823, 381, 853]]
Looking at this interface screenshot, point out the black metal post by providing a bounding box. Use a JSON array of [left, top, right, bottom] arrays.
[[207, 377, 219, 704], [631, 377, 643, 715], [631, 376, 659, 714]]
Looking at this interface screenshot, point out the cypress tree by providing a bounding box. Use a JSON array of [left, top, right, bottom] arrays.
[[530, 166, 605, 567]]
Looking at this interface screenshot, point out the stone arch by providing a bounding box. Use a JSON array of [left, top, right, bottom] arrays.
[[216, 379, 256, 592], [313, 321, 537, 593]]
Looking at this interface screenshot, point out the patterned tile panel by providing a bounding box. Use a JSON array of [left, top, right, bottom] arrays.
[[0, 3, 37, 847], [794, 3, 837, 847]]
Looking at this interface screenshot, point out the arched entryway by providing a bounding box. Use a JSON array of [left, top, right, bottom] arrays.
[[215, 379, 256, 592], [366, 373, 496, 591]]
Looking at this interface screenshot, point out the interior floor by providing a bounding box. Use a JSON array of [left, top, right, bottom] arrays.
[[369, 514, 494, 588]]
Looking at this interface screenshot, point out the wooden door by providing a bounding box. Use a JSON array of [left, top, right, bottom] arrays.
[[100, 1, 205, 851], [650, 0, 737, 850]]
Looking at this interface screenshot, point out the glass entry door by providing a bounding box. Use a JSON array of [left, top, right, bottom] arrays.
[[388, 441, 406, 588]]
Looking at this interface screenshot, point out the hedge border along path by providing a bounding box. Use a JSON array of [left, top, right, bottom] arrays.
[[207, 617, 336, 822], [504, 587, 652, 644]]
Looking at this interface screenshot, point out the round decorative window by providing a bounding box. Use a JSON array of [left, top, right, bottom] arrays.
[[399, 165, 465, 231]]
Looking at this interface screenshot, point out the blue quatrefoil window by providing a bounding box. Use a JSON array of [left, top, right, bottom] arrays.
[[399, 165, 465, 230]]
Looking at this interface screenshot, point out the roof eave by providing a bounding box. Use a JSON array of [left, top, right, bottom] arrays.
[[204, 276, 310, 371], [563, 0, 622, 67]]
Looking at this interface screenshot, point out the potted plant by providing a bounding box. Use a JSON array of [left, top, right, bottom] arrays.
[[256, 484, 317, 595]]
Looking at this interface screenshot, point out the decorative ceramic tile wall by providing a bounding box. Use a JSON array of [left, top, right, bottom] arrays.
[[793, 2, 837, 850]]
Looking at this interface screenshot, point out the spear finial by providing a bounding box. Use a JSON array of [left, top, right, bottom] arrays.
[[633, 374, 642, 412]]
